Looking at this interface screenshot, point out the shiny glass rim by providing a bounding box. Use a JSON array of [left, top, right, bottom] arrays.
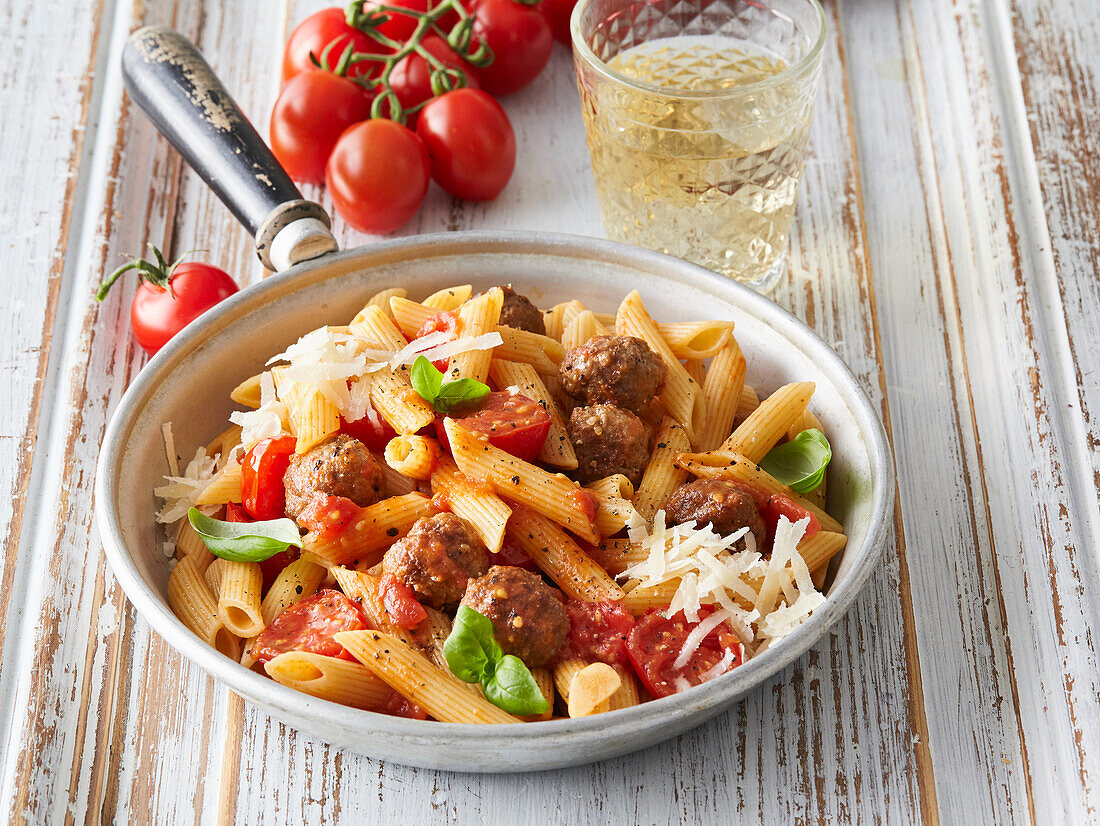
[[570, 0, 827, 100]]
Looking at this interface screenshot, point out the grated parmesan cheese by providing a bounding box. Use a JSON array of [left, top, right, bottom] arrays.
[[266, 328, 376, 420], [230, 372, 289, 448], [154, 446, 219, 525], [390, 331, 503, 369]]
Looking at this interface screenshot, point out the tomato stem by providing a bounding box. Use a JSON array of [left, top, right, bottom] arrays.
[[95, 244, 198, 301], [340, 0, 494, 123]]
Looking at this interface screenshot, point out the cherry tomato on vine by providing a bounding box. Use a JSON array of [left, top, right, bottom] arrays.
[[325, 119, 431, 234], [282, 8, 387, 83], [94, 247, 239, 356], [270, 71, 374, 184], [388, 36, 480, 119], [416, 89, 516, 201], [538, 0, 577, 44], [355, 0, 432, 44], [472, 0, 553, 96]]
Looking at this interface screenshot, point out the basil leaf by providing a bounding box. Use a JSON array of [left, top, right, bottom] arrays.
[[482, 654, 550, 715], [443, 606, 502, 683], [187, 507, 303, 562], [410, 354, 491, 415], [759, 428, 832, 494], [410, 355, 443, 403], [434, 379, 490, 415]]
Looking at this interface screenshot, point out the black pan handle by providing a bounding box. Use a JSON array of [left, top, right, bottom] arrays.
[[121, 26, 338, 271]]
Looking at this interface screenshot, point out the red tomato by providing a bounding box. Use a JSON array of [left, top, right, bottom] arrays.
[[326, 119, 431, 234], [538, 0, 577, 44], [561, 598, 636, 665], [270, 71, 374, 185], [763, 493, 822, 546], [389, 36, 480, 119], [297, 494, 360, 537], [416, 89, 516, 201], [626, 608, 744, 698], [415, 310, 459, 372], [340, 410, 397, 452], [282, 8, 386, 83], [225, 503, 252, 523], [473, 0, 553, 96], [112, 262, 237, 356], [493, 538, 539, 571], [379, 573, 429, 628], [434, 391, 552, 460], [250, 590, 369, 663], [240, 435, 297, 520]]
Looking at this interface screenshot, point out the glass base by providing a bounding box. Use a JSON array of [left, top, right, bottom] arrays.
[[739, 248, 788, 294]]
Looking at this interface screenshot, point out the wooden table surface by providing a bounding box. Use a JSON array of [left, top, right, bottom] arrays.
[[1, 0, 1097, 822]]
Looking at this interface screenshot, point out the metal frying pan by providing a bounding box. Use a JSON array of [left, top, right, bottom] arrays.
[[102, 26, 893, 771]]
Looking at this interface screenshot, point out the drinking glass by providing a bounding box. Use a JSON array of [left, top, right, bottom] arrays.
[[571, 0, 826, 291]]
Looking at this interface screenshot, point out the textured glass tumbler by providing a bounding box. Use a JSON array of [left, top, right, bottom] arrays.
[[571, 0, 826, 292]]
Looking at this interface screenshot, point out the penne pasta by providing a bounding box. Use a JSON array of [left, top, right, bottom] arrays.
[[615, 291, 705, 440], [655, 321, 733, 360], [632, 417, 690, 522], [215, 559, 264, 637], [721, 382, 815, 462], [423, 284, 472, 310], [335, 630, 520, 724], [445, 419, 599, 544], [583, 480, 637, 537], [608, 664, 641, 710], [349, 304, 408, 351], [167, 554, 240, 659], [585, 474, 634, 501], [379, 459, 418, 497], [505, 505, 624, 601], [488, 360, 578, 469], [194, 461, 242, 506], [697, 338, 747, 451], [429, 456, 511, 553], [331, 567, 424, 651], [230, 374, 263, 409], [272, 367, 341, 453], [354, 287, 408, 323], [265, 651, 392, 710], [561, 309, 606, 350], [356, 368, 436, 435], [448, 287, 503, 383], [303, 492, 435, 568]]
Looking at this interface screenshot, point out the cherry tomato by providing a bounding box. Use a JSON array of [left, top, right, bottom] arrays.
[[250, 590, 369, 663], [561, 598, 636, 665], [340, 410, 397, 452], [389, 36, 480, 119], [473, 0, 553, 96], [379, 573, 429, 628], [415, 310, 459, 372], [240, 435, 297, 520], [225, 503, 251, 523], [434, 391, 552, 460], [416, 89, 516, 201], [282, 8, 386, 83], [270, 71, 374, 185], [538, 0, 577, 44], [326, 119, 431, 234], [296, 494, 361, 537], [763, 493, 822, 547], [626, 608, 744, 698]]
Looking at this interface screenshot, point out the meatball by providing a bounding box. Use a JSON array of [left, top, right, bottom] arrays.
[[382, 513, 489, 609], [568, 404, 650, 486], [496, 285, 546, 335], [558, 335, 666, 414], [283, 434, 384, 520], [460, 566, 569, 666], [664, 479, 766, 550]]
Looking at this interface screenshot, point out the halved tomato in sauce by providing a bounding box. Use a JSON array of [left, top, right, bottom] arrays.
[[297, 494, 360, 538], [434, 390, 551, 461], [240, 435, 297, 521], [416, 310, 459, 372], [250, 590, 368, 663], [626, 608, 744, 698], [560, 598, 636, 666], [379, 572, 428, 629], [763, 493, 822, 546]]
